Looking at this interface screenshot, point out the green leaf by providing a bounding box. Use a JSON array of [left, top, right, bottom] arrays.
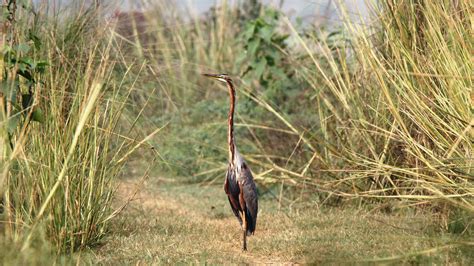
[[254, 58, 267, 80], [243, 23, 256, 40], [247, 38, 260, 56], [2, 45, 13, 54], [259, 27, 273, 43], [7, 113, 21, 134], [270, 66, 286, 79], [17, 43, 30, 54], [272, 34, 289, 45], [36, 61, 49, 73], [21, 57, 34, 67], [28, 30, 42, 49], [18, 62, 27, 72], [1, 79, 19, 101], [31, 108, 45, 123]]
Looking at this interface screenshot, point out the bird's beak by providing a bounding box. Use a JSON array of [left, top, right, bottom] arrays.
[[202, 73, 220, 79]]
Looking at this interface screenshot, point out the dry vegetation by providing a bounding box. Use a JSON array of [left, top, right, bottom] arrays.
[[0, 0, 472, 264], [93, 178, 472, 264]]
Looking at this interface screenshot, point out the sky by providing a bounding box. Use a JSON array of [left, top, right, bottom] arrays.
[[34, 0, 370, 26], [190, 0, 369, 24]]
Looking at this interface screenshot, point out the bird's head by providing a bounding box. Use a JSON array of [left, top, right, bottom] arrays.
[[202, 73, 232, 83]]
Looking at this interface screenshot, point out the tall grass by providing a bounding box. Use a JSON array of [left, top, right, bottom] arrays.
[[1, 1, 156, 254], [111, 1, 248, 179], [0, 0, 469, 259], [116, 0, 472, 215], [290, 0, 473, 211], [114, 1, 241, 105]]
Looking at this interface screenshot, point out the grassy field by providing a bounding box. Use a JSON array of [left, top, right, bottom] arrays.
[[1, 0, 472, 264], [92, 176, 472, 264]]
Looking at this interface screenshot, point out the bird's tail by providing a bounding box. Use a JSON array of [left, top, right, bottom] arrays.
[[245, 209, 256, 236]]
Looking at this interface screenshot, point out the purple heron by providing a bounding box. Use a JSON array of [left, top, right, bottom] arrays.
[[202, 73, 258, 251]]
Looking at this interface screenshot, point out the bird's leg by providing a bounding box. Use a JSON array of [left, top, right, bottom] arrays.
[[241, 210, 247, 251], [238, 181, 247, 251]]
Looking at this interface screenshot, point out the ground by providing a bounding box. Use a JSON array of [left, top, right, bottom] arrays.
[[90, 176, 473, 264]]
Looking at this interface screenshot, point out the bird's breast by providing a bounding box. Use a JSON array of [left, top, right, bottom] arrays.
[[226, 167, 240, 196]]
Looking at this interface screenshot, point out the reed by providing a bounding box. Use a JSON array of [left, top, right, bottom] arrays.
[[286, 0, 472, 212], [1, 1, 158, 253]]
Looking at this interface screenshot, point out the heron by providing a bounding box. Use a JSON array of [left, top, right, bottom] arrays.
[[202, 73, 258, 251]]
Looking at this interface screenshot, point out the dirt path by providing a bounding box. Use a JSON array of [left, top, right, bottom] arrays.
[[93, 178, 471, 264], [96, 179, 290, 264]]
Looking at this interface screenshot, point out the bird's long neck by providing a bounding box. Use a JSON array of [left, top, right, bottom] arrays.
[[226, 80, 236, 164]]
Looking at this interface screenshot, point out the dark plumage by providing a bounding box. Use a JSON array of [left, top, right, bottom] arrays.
[[225, 160, 258, 235]]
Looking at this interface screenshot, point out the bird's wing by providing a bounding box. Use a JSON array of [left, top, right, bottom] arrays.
[[227, 195, 243, 226], [241, 163, 258, 235], [225, 167, 243, 225]]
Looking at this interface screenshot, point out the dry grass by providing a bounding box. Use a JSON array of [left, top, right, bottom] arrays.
[[1, 0, 472, 262], [92, 177, 473, 264], [117, 0, 473, 214], [1, 1, 159, 255], [285, 0, 473, 211]]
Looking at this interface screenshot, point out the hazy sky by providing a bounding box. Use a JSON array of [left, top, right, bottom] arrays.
[[193, 0, 369, 25], [123, 0, 370, 26], [34, 0, 370, 26], [191, 0, 368, 19]]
